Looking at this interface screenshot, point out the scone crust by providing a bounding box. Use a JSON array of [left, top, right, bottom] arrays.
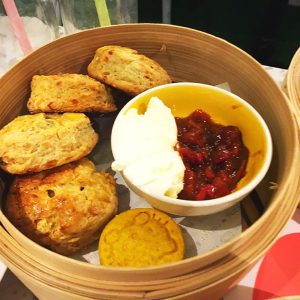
[[6, 158, 118, 254], [88, 45, 172, 95], [27, 74, 117, 113], [99, 208, 184, 267], [0, 113, 98, 174]]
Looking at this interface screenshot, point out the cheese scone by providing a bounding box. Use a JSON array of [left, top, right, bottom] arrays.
[[27, 74, 117, 113], [6, 158, 118, 255], [88, 45, 172, 95], [0, 113, 98, 174], [99, 208, 184, 267]]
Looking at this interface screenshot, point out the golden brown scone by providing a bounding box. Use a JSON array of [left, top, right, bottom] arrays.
[[87, 45, 172, 95], [99, 208, 184, 267], [27, 74, 117, 113], [6, 158, 118, 255], [0, 113, 98, 174]]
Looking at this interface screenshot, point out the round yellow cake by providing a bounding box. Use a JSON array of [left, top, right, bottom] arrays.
[[99, 208, 184, 267]]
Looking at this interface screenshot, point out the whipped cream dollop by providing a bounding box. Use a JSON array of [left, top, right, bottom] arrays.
[[112, 97, 185, 198]]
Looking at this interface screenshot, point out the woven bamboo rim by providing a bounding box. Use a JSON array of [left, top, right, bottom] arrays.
[[283, 46, 300, 207], [0, 186, 298, 299], [285, 47, 300, 118], [0, 24, 299, 299], [0, 183, 298, 299]]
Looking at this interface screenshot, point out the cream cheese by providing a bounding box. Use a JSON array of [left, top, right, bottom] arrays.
[[111, 97, 185, 198]]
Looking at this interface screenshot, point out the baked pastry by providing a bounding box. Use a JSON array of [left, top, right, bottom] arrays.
[[99, 208, 184, 267], [27, 74, 117, 113], [6, 158, 118, 255], [87, 45, 172, 95], [0, 113, 98, 174]]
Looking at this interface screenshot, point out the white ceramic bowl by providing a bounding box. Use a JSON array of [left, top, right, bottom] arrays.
[[111, 82, 273, 216]]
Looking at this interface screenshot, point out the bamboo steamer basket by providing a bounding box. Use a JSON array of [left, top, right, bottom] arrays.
[[283, 46, 300, 207], [0, 24, 299, 299], [285, 47, 300, 116]]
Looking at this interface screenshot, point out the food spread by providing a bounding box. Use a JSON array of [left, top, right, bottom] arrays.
[[0, 44, 251, 267], [112, 96, 249, 201], [176, 109, 249, 200], [0, 45, 184, 264], [111, 96, 185, 198]]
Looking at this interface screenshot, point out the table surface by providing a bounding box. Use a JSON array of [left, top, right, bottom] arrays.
[[0, 66, 299, 300]]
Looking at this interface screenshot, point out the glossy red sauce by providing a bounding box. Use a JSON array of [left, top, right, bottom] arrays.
[[175, 109, 249, 200]]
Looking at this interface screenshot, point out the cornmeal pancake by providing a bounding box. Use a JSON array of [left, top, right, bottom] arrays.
[[6, 158, 118, 255], [27, 74, 117, 113], [88, 45, 172, 95], [0, 113, 98, 174], [99, 208, 184, 267]]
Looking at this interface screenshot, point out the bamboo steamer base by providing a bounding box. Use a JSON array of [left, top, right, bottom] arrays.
[[1, 251, 252, 300], [0, 24, 299, 299], [0, 225, 278, 300], [1, 176, 298, 299]]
